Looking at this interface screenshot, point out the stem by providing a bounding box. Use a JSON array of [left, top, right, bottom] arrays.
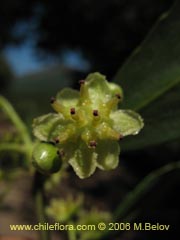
[[0, 95, 32, 158], [33, 171, 50, 240], [0, 143, 28, 154]]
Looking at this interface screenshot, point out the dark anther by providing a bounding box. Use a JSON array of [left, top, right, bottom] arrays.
[[60, 150, 65, 157], [57, 150, 65, 157], [50, 97, 56, 104], [70, 107, 76, 115], [119, 134, 123, 140], [115, 93, 121, 99], [89, 140, 97, 148], [93, 110, 99, 116], [79, 80, 85, 85], [54, 138, 60, 144]]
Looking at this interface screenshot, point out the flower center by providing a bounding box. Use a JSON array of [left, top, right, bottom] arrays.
[[51, 81, 121, 148]]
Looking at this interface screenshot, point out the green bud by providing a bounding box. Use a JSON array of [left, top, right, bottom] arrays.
[[32, 142, 62, 174]]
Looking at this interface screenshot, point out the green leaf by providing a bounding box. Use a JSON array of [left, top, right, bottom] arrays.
[[56, 88, 80, 108], [114, 1, 180, 149], [32, 113, 71, 141], [110, 110, 144, 137], [123, 84, 180, 150], [69, 143, 97, 179], [96, 141, 120, 170]]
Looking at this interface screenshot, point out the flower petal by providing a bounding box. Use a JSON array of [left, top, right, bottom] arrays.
[[56, 88, 80, 108], [96, 141, 120, 170], [85, 73, 110, 106], [108, 82, 123, 101], [68, 143, 97, 179], [32, 113, 71, 141], [110, 110, 144, 136], [85, 73, 123, 109]]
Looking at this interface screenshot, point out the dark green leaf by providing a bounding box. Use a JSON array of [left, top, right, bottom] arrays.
[[114, 1, 180, 149]]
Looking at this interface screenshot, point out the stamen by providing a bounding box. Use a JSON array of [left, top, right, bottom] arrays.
[[93, 110, 99, 116], [71, 110, 78, 121], [97, 123, 120, 140], [115, 93, 121, 99], [105, 96, 120, 113], [119, 134, 123, 140], [58, 125, 76, 143], [79, 80, 90, 105], [51, 100, 69, 118], [81, 129, 92, 144], [79, 80, 85, 85], [50, 97, 56, 104], [92, 109, 101, 126], [89, 140, 97, 148], [70, 108, 76, 115]]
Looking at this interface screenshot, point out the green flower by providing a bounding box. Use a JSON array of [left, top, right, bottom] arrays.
[[78, 208, 112, 240], [46, 195, 83, 223], [32, 72, 144, 178]]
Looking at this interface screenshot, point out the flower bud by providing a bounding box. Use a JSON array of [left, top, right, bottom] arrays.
[[32, 142, 62, 174]]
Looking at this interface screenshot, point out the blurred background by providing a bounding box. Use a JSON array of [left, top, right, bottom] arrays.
[[0, 0, 179, 240], [0, 0, 173, 122]]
